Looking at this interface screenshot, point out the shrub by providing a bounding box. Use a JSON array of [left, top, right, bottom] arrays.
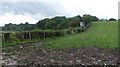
[[66, 29, 72, 34], [76, 29, 81, 33]]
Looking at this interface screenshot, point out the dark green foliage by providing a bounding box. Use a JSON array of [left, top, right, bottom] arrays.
[[92, 16, 99, 21], [68, 17, 80, 27], [109, 18, 116, 21], [37, 18, 50, 29], [82, 14, 92, 26], [37, 16, 68, 30], [2, 22, 35, 31], [44, 16, 67, 30], [44, 30, 54, 38], [55, 30, 65, 36], [66, 29, 72, 34], [2, 14, 98, 31], [76, 29, 81, 33], [76, 15, 82, 21]]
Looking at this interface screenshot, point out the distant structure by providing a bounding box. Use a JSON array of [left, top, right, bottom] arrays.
[[80, 22, 85, 28]]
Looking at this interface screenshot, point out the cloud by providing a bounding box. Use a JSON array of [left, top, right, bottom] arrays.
[[0, 2, 68, 26], [57, 0, 119, 19], [0, 13, 38, 26], [1, 2, 66, 16], [0, 0, 119, 26], [2, 0, 56, 2]]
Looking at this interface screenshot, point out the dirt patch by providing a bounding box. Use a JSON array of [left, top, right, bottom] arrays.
[[2, 43, 118, 65]]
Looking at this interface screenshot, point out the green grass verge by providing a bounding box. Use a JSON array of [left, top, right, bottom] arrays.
[[42, 21, 118, 49]]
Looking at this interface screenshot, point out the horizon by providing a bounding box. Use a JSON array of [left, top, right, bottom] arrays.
[[0, 0, 119, 26], [0, 15, 118, 27]]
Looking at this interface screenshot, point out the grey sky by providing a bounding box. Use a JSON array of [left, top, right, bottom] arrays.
[[0, 0, 119, 26], [1, 2, 67, 16]]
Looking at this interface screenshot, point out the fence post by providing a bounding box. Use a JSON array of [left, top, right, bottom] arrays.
[[29, 32, 31, 40], [2, 33, 5, 44]]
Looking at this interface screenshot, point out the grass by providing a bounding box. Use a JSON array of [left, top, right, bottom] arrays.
[[42, 21, 118, 49]]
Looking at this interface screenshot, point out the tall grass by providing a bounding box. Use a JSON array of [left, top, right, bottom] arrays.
[[42, 21, 118, 49]]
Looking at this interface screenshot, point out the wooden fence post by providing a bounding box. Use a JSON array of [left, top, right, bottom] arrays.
[[29, 32, 31, 40], [2, 33, 5, 44]]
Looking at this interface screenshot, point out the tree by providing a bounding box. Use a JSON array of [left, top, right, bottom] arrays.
[[45, 20, 53, 29], [52, 16, 66, 29], [92, 16, 99, 21], [37, 18, 50, 29], [58, 19, 68, 29], [4, 23, 16, 31], [68, 17, 80, 27], [76, 15, 82, 21], [2, 14, 102, 31], [82, 14, 92, 26], [109, 18, 116, 21]]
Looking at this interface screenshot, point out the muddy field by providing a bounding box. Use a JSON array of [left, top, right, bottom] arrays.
[[2, 42, 119, 65]]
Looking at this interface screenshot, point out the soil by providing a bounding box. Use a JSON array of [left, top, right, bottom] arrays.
[[2, 42, 119, 65]]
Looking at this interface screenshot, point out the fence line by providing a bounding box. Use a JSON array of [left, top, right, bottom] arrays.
[[2, 24, 91, 45]]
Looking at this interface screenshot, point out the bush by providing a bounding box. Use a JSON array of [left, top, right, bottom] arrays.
[[82, 14, 92, 26], [109, 18, 116, 21], [76, 29, 81, 33], [45, 30, 54, 38], [66, 29, 72, 34]]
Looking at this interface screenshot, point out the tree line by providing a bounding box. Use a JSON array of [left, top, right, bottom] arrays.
[[2, 14, 116, 31]]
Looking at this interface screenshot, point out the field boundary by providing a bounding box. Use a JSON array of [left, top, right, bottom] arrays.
[[1, 23, 91, 46]]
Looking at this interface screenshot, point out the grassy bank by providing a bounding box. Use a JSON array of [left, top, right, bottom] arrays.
[[42, 21, 118, 49]]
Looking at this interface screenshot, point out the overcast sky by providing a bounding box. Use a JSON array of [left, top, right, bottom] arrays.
[[0, 0, 119, 26]]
